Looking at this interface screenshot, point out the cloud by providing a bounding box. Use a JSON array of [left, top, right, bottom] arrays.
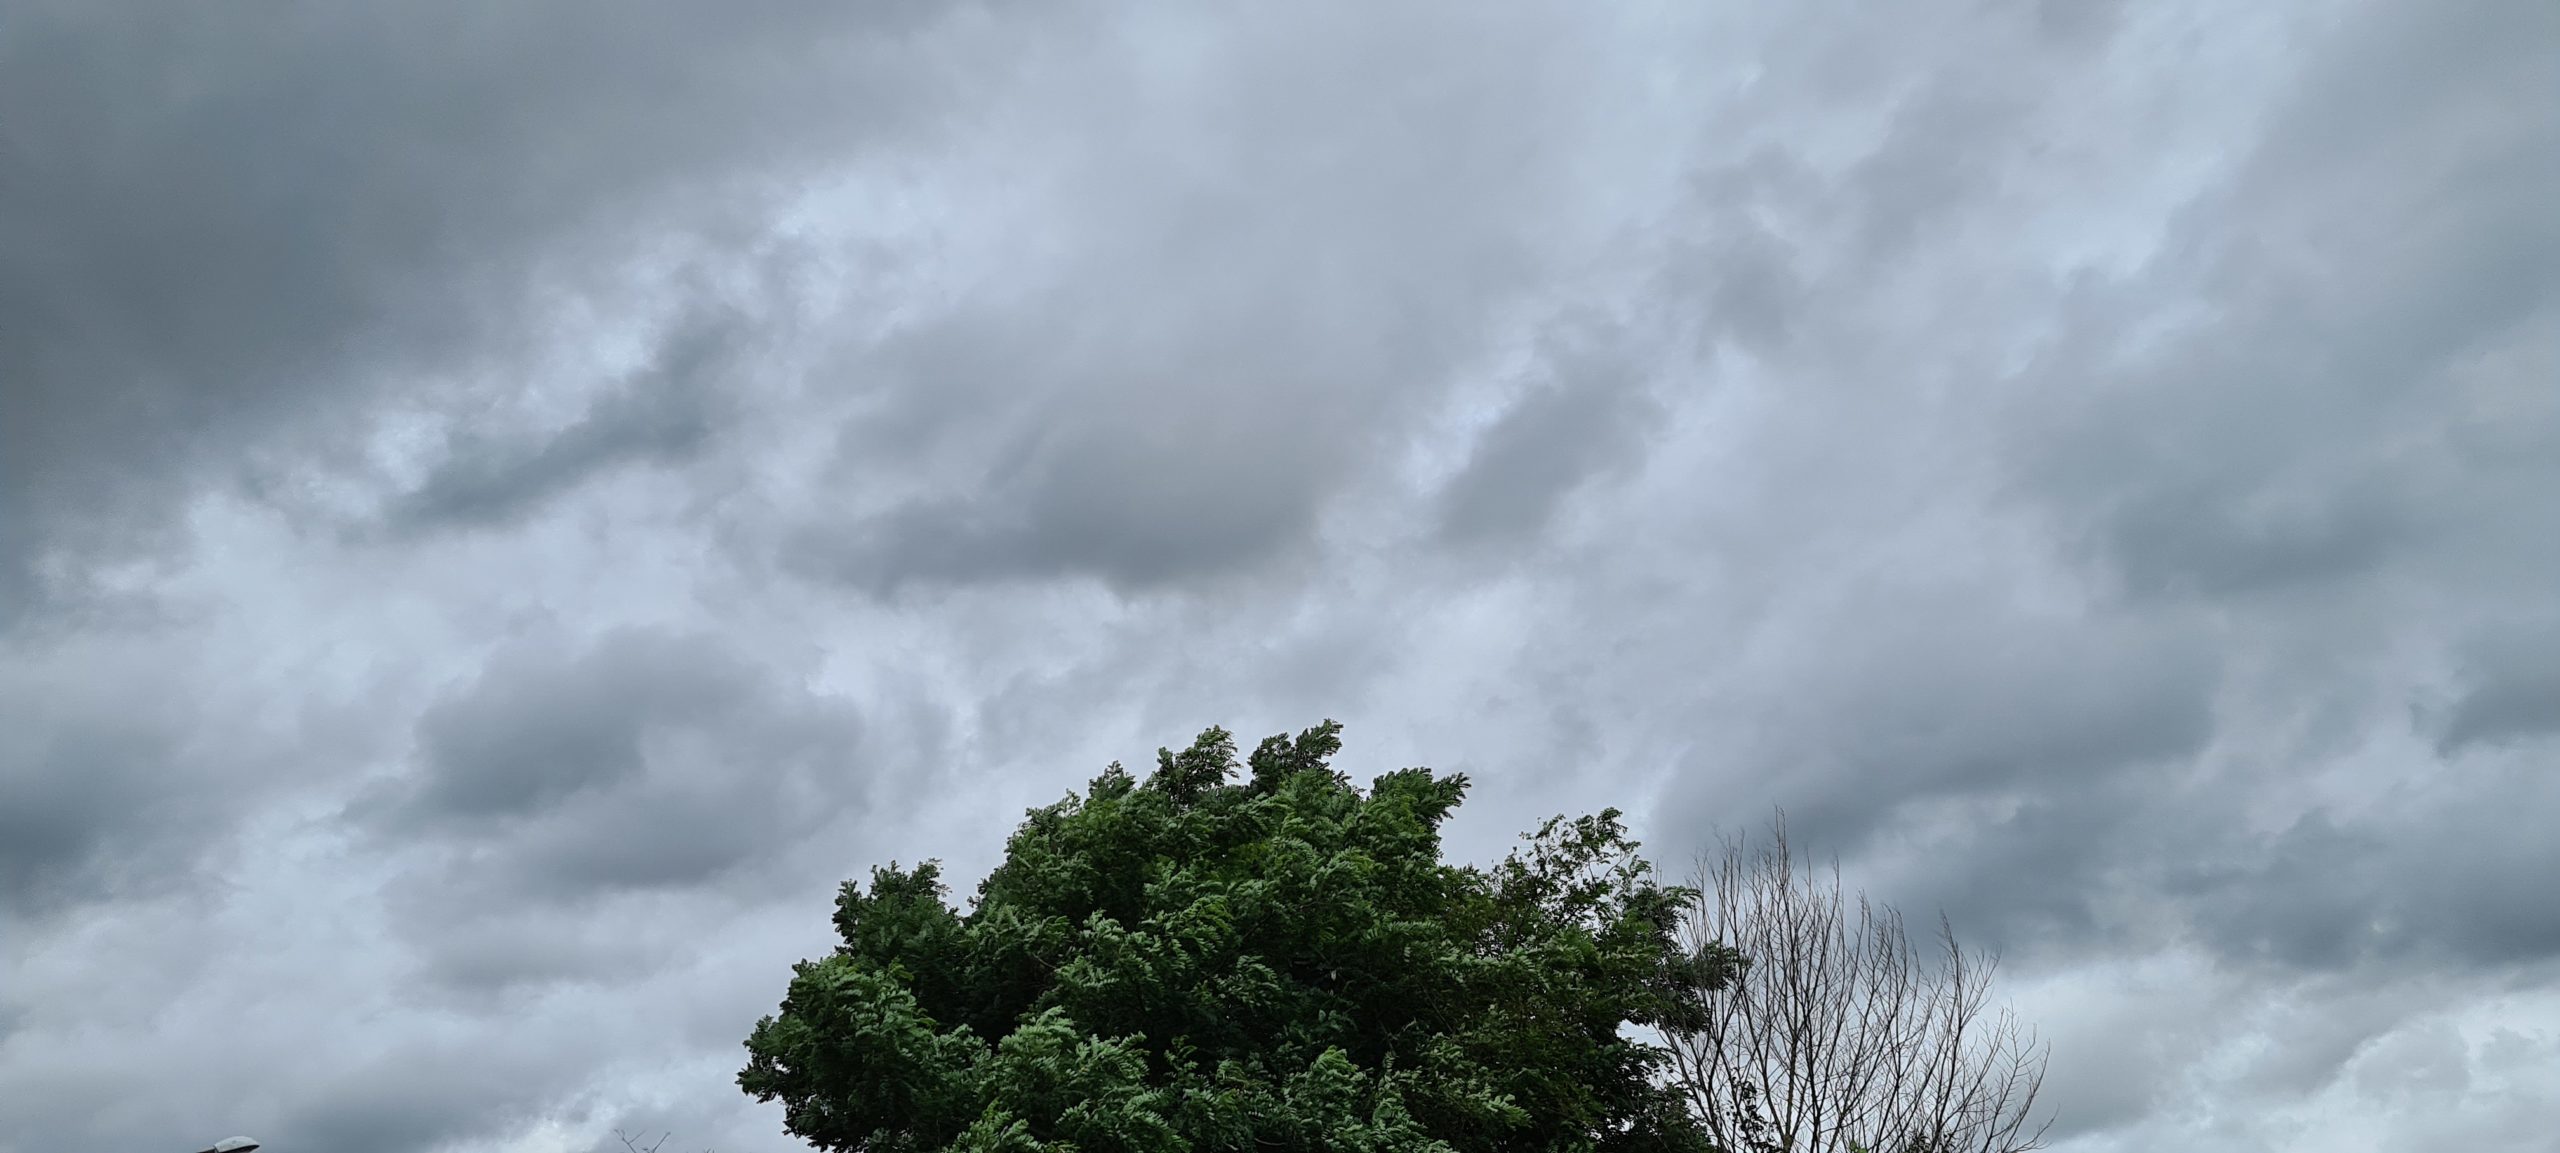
[[779, 3, 1641, 594], [279, 1037, 584, 1153], [1606, 0, 2555, 979], [0, 630, 310, 919], [0, 672, 193, 914], [1436, 323, 1665, 547], [0, 0, 960, 620], [386, 313, 747, 535], [1, 0, 2554, 1151], [2174, 763, 2560, 972], [2019, 0, 2558, 606], [371, 628, 866, 918], [2436, 621, 2560, 753]]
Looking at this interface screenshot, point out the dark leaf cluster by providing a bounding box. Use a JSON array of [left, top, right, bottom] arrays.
[[740, 722, 1737, 1153]]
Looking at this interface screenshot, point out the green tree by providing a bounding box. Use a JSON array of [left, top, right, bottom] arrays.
[[740, 722, 1735, 1153]]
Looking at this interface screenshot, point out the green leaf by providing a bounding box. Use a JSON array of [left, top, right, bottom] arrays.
[[741, 722, 1726, 1153]]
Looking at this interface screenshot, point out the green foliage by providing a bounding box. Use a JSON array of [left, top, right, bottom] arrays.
[[742, 722, 1736, 1153]]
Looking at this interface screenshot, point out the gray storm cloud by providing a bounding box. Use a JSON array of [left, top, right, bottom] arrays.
[[1, 1, 2553, 1152]]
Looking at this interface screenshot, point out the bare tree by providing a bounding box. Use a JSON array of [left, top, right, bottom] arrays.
[[613, 1129, 711, 1153], [1665, 817, 2050, 1153]]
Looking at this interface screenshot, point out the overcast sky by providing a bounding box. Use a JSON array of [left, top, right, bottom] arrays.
[[3, 1, 2554, 1150]]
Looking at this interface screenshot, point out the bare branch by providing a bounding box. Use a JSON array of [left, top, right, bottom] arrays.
[[1666, 813, 2052, 1153]]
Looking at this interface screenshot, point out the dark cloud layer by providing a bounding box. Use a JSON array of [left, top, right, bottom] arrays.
[[386, 314, 748, 535], [378, 628, 864, 909], [0, 664, 192, 914], [1437, 323, 1664, 547], [0, 635, 309, 920], [784, 3, 1620, 593], [2, 1, 2554, 1152], [0, 0, 952, 615], [2438, 622, 2560, 754]]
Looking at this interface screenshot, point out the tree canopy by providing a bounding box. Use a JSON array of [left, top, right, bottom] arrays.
[[739, 722, 1732, 1153]]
